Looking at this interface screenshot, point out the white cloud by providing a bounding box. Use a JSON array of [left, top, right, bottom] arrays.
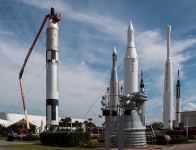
[[146, 117, 161, 125], [136, 29, 196, 72], [20, 0, 127, 43], [0, 30, 14, 36], [182, 103, 196, 111]]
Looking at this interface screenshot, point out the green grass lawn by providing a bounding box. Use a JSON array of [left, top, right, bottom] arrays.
[[0, 137, 97, 150], [2, 144, 96, 150]]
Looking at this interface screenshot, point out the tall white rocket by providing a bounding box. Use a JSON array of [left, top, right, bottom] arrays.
[[124, 20, 138, 95], [163, 25, 173, 129], [110, 47, 119, 121], [175, 70, 181, 127], [46, 8, 59, 126]]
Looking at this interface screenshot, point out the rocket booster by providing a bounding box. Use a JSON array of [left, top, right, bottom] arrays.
[[46, 8, 59, 125], [109, 47, 119, 121], [124, 20, 138, 95], [175, 70, 181, 127], [163, 25, 173, 129]]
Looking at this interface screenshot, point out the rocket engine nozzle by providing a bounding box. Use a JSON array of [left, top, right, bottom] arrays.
[[51, 7, 55, 16], [49, 7, 61, 24]]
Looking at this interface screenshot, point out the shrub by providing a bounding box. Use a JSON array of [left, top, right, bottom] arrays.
[[189, 135, 196, 140], [90, 134, 101, 139], [177, 137, 189, 143], [23, 134, 39, 141], [40, 131, 90, 147], [156, 139, 167, 145], [155, 135, 189, 145], [155, 135, 164, 139], [76, 128, 84, 132], [79, 141, 99, 148]]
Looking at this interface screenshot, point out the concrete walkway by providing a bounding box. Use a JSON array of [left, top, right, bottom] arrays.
[[164, 142, 196, 150], [98, 142, 196, 150], [0, 140, 34, 150], [0, 140, 32, 145], [0, 147, 13, 150]]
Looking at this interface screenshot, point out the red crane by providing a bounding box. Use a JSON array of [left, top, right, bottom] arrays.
[[19, 8, 61, 129]]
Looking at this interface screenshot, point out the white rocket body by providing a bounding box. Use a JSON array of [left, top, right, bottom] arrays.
[[109, 47, 119, 121], [46, 19, 59, 125], [163, 25, 173, 129], [124, 21, 138, 95], [175, 70, 181, 127]]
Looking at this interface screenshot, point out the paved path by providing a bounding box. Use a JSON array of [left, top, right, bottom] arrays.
[[0, 140, 33, 150], [0, 147, 13, 150], [163, 142, 196, 150], [0, 140, 32, 145], [98, 142, 196, 150]]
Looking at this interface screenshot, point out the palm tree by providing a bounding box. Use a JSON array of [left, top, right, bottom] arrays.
[[60, 117, 72, 129], [74, 121, 79, 131], [78, 122, 83, 128], [88, 118, 93, 122], [83, 120, 88, 131]]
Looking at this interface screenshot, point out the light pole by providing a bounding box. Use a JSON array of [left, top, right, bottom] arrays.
[[186, 117, 189, 138]]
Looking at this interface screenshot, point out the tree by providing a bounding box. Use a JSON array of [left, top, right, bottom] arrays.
[[78, 122, 83, 128], [74, 121, 79, 130], [151, 121, 162, 129], [60, 117, 72, 128], [0, 123, 6, 134], [83, 121, 88, 131], [88, 118, 92, 122]]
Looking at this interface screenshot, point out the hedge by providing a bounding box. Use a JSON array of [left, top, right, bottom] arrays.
[[156, 136, 189, 145], [40, 131, 90, 147]]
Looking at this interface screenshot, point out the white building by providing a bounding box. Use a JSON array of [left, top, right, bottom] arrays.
[[0, 112, 85, 133]]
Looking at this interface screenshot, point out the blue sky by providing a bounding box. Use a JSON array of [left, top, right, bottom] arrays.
[[0, 0, 196, 126]]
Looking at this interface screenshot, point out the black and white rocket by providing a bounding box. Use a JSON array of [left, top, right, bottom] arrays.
[[163, 25, 173, 129], [139, 70, 146, 126], [109, 47, 119, 121], [46, 8, 59, 126], [175, 70, 181, 127]]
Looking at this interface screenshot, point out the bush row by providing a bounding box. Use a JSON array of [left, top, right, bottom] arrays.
[[155, 135, 189, 145], [190, 135, 196, 140], [79, 141, 99, 148], [169, 129, 196, 136], [40, 131, 90, 147], [15, 134, 39, 141], [156, 137, 189, 145]]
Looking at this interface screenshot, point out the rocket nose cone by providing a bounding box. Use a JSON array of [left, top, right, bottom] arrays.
[[128, 20, 134, 30], [113, 47, 117, 55]]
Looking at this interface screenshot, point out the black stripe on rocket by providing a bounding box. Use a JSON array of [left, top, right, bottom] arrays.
[[46, 99, 59, 120], [46, 50, 58, 63]]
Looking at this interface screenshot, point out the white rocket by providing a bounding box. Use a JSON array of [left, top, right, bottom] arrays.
[[124, 20, 138, 95], [109, 47, 119, 121], [140, 70, 146, 126], [46, 8, 59, 126], [163, 25, 173, 129], [175, 70, 181, 127]]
